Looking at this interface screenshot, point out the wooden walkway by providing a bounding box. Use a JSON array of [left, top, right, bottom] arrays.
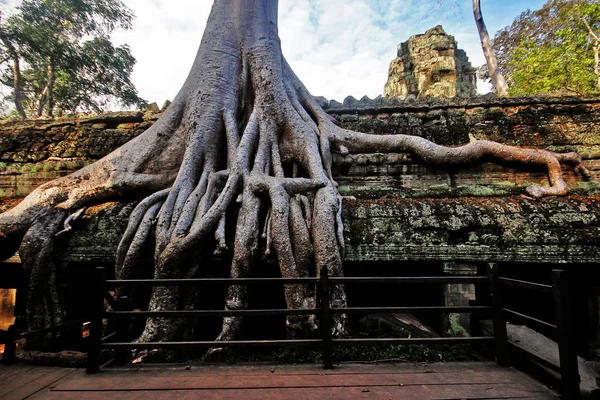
[[0, 361, 560, 399]]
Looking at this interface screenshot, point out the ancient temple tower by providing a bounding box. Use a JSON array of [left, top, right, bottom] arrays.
[[384, 25, 477, 99]]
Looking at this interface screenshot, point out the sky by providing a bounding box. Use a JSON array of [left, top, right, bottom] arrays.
[[1, 0, 548, 106]]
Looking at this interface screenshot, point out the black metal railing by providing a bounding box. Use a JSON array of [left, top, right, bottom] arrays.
[[87, 266, 494, 373], [327, 275, 494, 350], [2, 260, 581, 399], [488, 263, 580, 400], [87, 267, 324, 373]]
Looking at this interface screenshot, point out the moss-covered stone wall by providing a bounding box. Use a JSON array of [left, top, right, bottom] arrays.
[[3, 95, 600, 200], [1, 96, 600, 265], [0, 111, 159, 199]]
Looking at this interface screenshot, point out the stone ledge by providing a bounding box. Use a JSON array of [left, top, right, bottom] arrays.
[[343, 196, 600, 264], [323, 94, 600, 113], [2, 97, 600, 265], [42, 195, 600, 265]]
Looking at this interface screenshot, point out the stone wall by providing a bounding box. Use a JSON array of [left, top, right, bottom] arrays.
[[1, 96, 600, 265], [327, 96, 600, 264], [0, 111, 159, 199], [328, 95, 600, 197], [383, 25, 477, 99]]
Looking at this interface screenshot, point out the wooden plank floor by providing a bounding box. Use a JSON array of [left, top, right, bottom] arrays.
[[1, 361, 560, 399]]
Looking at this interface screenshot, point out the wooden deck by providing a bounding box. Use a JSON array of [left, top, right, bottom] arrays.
[[0, 361, 560, 399]]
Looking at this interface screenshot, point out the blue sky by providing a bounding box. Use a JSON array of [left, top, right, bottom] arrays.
[[2, 0, 548, 105]]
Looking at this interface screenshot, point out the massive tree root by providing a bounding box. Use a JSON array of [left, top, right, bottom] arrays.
[[0, 0, 591, 349]]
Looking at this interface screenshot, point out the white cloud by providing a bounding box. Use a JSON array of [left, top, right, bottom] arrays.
[[112, 0, 212, 105], [277, 0, 547, 101], [279, 0, 397, 101], [4, 0, 548, 105]]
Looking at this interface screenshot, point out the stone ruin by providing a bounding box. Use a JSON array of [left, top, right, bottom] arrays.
[[384, 25, 477, 99], [2, 95, 600, 336], [2, 95, 600, 380]]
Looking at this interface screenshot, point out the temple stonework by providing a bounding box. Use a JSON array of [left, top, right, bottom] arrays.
[[2, 95, 600, 265], [384, 25, 477, 99]]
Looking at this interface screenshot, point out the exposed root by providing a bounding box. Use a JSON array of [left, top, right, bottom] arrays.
[[118, 202, 162, 280], [19, 208, 67, 333], [115, 188, 170, 272], [214, 214, 228, 255], [299, 195, 312, 230], [328, 126, 589, 199], [264, 207, 272, 256], [335, 195, 345, 252], [55, 207, 86, 237]]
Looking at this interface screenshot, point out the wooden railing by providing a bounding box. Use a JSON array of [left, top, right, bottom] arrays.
[[488, 263, 580, 400], [1, 261, 581, 399]]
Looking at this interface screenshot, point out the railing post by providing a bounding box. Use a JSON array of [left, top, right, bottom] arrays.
[[553, 269, 580, 400], [87, 267, 105, 374], [469, 299, 482, 338], [14, 266, 26, 319], [114, 295, 130, 365], [2, 324, 18, 364], [488, 263, 509, 366], [320, 265, 333, 369]]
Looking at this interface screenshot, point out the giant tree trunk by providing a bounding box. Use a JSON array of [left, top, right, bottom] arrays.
[[473, 0, 509, 96], [0, 0, 590, 354]]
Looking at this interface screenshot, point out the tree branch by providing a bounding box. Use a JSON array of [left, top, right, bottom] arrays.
[[582, 17, 600, 42], [473, 0, 509, 96], [582, 17, 600, 92], [0, 24, 27, 118]]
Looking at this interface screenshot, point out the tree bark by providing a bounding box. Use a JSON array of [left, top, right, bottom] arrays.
[[582, 17, 600, 92], [473, 0, 509, 96], [11, 56, 27, 118], [595, 43, 600, 92], [46, 61, 55, 117], [0, 26, 27, 119], [37, 59, 55, 117]]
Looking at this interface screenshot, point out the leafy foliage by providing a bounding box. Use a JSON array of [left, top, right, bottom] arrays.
[[0, 0, 145, 117], [50, 38, 143, 113], [491, 0, 600, 96]]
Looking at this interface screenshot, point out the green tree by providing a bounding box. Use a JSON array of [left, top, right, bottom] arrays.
[[0, 0, 145, 118], [0, 11, 27, 118], [492, 0, 600, 96]]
